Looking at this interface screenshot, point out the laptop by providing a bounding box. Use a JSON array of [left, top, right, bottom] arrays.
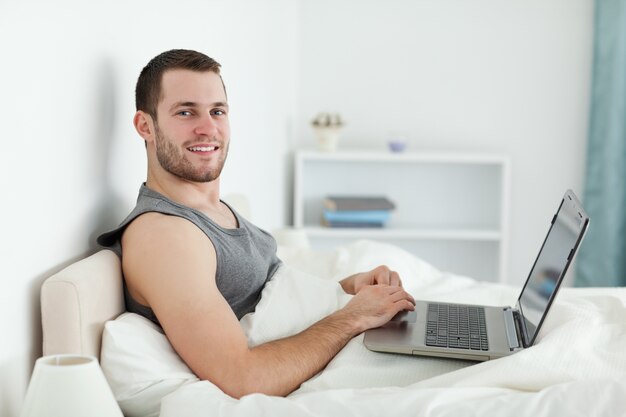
[[364, 189, 590, 361]]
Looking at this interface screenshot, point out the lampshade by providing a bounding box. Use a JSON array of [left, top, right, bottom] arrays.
[[20, 354, 123, 417]]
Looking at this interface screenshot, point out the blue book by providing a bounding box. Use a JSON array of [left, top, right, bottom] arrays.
[[323, 209, 392, 223]]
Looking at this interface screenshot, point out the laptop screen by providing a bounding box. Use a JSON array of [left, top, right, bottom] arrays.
[[517, 190, 589, 346]]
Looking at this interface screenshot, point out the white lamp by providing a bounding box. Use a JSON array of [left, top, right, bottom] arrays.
[[20, 354, 123, 417]]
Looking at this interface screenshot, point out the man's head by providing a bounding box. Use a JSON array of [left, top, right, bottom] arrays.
[[136, 49, 224, 120], [134, 49, 230, 184]]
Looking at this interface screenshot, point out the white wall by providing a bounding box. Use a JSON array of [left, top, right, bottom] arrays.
[[0, 0, 593, 415], [0, 1, 296, 415], [295, 0, 593, 286]]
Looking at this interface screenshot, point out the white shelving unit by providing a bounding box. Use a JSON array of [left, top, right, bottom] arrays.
[[293, 150, 511, 283]]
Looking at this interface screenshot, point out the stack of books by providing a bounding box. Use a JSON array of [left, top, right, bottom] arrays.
[[322, 196, 396, 228]]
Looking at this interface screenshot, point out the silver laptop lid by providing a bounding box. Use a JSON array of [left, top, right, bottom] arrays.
[[515, 189, 589, 347]]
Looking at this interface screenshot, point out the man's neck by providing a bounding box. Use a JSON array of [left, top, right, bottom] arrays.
[[146, 172, 222, 213]]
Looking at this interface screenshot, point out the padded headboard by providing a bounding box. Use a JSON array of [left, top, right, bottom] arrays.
[[41, 250, 124, 359]]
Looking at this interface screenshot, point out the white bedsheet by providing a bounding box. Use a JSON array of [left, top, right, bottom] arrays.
[[159, 240, 626, 417]]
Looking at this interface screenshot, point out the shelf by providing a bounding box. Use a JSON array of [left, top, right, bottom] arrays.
[[293, 149, 511, 283], [296, 150, 509, 165], [302, 227, 502, 241]]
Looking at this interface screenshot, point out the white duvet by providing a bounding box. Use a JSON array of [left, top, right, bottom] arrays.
[[108, 240, 626, 417]]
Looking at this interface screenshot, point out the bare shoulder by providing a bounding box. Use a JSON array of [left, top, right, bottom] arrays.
[[121, 212, 217, 308]]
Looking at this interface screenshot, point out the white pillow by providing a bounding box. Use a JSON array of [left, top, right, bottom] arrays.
[[100, 312, 199, 417]]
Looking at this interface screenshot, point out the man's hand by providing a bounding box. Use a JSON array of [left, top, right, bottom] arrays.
[[337, 284, 416, 333], [340, 265, 403, 295], [337, 265, 415, 332]]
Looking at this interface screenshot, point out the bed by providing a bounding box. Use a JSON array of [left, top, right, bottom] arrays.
[[41, 239, 626, 417]]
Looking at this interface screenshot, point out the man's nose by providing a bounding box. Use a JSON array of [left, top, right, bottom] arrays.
[[195, 113, 219, 137]]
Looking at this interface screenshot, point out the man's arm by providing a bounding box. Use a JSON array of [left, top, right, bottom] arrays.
[[122, 213, 415, 399]]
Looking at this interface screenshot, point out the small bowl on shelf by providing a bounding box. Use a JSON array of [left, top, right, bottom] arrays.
[[388, 140, 407, 153]]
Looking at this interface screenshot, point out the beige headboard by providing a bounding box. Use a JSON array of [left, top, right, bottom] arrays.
[[41, 250, 124, 359]]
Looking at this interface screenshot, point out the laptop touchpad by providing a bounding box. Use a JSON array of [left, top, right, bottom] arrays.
[[391, 311, 417, 323]]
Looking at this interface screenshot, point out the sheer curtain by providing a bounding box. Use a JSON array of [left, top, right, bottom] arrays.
[[575, 0, 626, 286]]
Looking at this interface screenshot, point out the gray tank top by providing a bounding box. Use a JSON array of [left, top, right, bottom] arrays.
[[97, 184, 282, 324]]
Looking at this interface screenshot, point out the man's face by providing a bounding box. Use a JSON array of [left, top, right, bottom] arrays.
[[152, 69, 230, 183]]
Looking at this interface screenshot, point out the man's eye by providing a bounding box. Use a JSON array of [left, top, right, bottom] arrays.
[[178, 110, 192, 116], [213, 109, 226, 116]]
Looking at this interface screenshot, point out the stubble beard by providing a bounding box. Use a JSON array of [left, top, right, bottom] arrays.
[[154, 123, 228, 183]]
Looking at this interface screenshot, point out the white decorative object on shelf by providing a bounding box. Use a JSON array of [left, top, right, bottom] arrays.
[[311, 113, 343, 152], [293, 150, 511, 283], [20, 354, 123, 417]]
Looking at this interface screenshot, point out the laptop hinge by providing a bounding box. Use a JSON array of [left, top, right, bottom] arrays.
[[513, 309, 531, 348], [503, 308, 521, 350]]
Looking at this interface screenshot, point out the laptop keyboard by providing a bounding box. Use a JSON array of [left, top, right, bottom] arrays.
[[425, 303, 489, 351]]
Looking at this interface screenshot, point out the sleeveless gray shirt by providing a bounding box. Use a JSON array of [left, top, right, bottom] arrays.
[[97, 184, 282, 324]]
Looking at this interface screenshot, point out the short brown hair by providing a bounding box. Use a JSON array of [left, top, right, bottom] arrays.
[[135, 49, 223, 119]]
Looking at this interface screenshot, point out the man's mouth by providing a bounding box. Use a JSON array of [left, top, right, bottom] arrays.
[[187, 145, 218, 152]]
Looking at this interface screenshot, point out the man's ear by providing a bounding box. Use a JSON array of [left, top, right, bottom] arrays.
[[133, 111, 155, 144]]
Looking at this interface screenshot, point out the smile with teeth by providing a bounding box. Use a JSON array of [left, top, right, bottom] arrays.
[[188, 146, 218, 152]]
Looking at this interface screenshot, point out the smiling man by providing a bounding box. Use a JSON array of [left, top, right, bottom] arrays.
[[97, 49, 415, 399]]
